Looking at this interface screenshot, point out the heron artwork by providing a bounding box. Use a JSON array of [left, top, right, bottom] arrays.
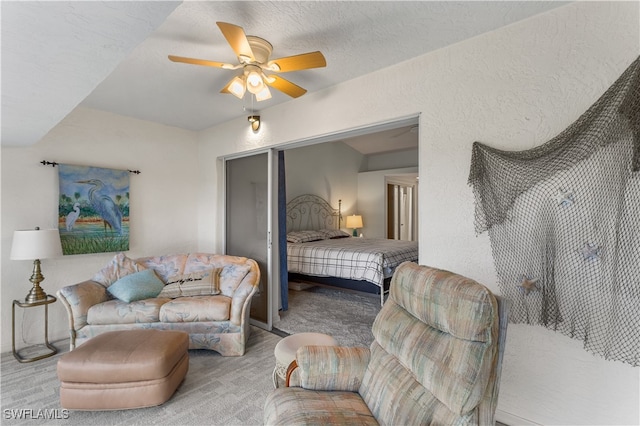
[[77, 179, 123, 235], [65, 203, 81, 231]]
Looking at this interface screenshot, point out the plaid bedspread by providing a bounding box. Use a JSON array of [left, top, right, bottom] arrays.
[[287, 237, 418, 288]]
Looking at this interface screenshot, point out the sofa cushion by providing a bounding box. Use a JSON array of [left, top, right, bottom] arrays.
[[360, 341, 477, 424], [264, 388, 377, 425], [92, 252, 147, 287], [390, 262, 496, 342], [107, 269, 165, 302], [182, 254, 251, 294], [160, 295, 231, 323], [87, 298, 170, 325], [158, 268, 222, 298], [372, 262, 498, 416], [219, 264, 251, 294], [136, 254, 188, 283]]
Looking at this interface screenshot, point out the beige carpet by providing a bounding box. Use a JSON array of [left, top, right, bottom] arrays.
[[1, 326, 280, 425], [274, 285, 381, 348]]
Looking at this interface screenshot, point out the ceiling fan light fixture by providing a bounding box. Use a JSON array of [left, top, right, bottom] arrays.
[[170, 22, 325, 101], [227, 76, 246, 99], [255, 86, 272, 101], [246, 70, 265, 94]]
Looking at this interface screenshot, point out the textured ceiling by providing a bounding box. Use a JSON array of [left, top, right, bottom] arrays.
[[1, 1, 568, 147]]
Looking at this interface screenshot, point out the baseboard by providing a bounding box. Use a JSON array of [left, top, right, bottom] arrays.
[[496, 408, 541, 426]]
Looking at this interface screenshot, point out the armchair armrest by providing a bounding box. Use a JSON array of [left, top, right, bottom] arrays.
[[287, 346, 371, 392], [56, 280, 109, 348]]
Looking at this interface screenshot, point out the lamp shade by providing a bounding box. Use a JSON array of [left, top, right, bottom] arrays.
[[346, 215, 363, 229], [10, 228, 63, 260]]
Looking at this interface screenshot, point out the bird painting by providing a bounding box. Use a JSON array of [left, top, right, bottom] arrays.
[[65, 203, 81, 231], [77, 179, 123, 235]]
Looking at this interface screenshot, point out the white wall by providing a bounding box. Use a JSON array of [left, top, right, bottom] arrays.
[[357, 167, 418, 239], [364, 147, 418, 172], [284, 141, 363, 216], [198, 2, 640, 424], [1, 107, 200, 351]]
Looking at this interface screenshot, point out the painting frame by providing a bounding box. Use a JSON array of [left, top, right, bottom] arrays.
[[58, 164, 130, 255]]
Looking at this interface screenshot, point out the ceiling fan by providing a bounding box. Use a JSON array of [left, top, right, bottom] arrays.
[[169, 22, 326, 102]]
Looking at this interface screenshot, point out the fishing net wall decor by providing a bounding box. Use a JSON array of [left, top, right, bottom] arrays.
[[468, 57, 640, 366]]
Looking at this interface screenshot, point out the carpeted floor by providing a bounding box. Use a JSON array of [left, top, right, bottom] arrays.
[[1, 326, 280, 425], [1, 289, 511, 426], [274, 285, 382, 348], [0, 287, 380, 425]]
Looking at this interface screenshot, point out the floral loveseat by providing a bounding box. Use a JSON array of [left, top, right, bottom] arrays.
[[57, 252, 260, 356]]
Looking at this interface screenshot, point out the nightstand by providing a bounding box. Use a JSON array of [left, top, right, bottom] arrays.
[[12, 295, 58, 363]]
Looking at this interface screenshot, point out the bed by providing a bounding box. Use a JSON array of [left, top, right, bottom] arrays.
[[286, 194, 419, 305]]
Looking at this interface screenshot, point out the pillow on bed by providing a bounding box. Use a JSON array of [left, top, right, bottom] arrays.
[[287, 230, 326, 243], [319, 229, 351, 239]]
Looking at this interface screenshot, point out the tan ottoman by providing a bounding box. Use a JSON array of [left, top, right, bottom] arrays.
[[57, 329, 189, 410], [273, 332, 337, 388]]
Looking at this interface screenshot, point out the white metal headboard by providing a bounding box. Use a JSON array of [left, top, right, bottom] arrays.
[[286, 194, 342, 232]]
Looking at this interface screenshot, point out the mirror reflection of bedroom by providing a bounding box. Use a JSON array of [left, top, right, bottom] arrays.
[[274, 121, 419, 342]]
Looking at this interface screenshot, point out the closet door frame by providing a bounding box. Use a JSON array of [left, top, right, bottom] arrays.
[[222, 148, 280, 330]]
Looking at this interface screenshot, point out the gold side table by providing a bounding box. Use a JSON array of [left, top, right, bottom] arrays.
[[12, 295, 58, 363]]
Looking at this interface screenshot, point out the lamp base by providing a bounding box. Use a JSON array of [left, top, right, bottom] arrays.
[[25, 259, 48, 304], [352, 229, 358, 237], [25, 284, 48, 304]]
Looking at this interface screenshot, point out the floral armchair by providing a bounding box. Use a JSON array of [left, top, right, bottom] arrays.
[[264, 261, 509, 425]]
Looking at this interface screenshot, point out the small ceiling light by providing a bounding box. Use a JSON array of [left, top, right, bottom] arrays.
[[246, 67, 264, 94], [255, 86, 272, 101], [248, 115, 261, 132], [227, 76, 246, 99]]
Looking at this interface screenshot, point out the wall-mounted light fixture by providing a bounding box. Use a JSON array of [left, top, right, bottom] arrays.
[[248, 115, 261, 132]]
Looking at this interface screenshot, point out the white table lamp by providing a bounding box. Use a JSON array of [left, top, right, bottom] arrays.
[[346, 215, 363, 237], [10, 227, 62, 303]]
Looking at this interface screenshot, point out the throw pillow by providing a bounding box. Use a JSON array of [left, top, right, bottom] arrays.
[[158, 268, 222, 298], [107, 269, 164, 303], [286, 230, 326, 243], [318, 229, 350, 239], [92, 252, 147, 287]]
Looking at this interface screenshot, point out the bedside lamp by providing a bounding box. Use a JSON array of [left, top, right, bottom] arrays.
[[10, 227, 62, 303], [346, 215, 363, 237]]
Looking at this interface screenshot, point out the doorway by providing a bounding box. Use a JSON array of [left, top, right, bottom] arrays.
[[386, 174, 418, 241], [223, 116, 420, 327]]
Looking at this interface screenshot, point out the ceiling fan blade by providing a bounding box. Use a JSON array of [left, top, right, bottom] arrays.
[[266, 75, 307, 98], [220, 77, 234, 94], [168, 55, 231, 68], [267, 51, 326, 72], [216, 22, 255, 62]]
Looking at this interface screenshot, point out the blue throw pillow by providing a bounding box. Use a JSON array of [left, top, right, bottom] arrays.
[[107, 269, 164, 303]]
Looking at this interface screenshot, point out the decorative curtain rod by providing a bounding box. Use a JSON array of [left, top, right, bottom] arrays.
[[40, 161, 140, 174]]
